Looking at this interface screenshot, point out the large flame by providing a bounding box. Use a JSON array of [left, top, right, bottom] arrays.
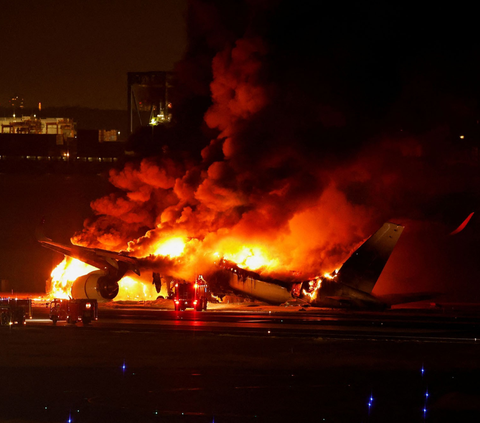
[[153, 237, 186, 258], [46, 237, 286, 301], [48, 257, 164, 302], [116, 276, 159, 301], [49, 257, 96, 299], [222, 246, 279, 272]]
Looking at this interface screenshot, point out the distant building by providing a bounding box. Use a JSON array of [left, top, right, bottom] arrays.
[[127, 71, 174, 134], [0, 116, 75, 138], [9, 95, 24, 117], [0, 117, 125, 172], [74, 129, 125, 164]]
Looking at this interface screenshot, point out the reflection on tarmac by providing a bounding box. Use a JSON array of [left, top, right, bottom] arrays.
[[29, 304, 480, 343]]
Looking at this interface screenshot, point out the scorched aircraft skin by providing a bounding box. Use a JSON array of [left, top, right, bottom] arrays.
[[207, 222, 416, 309]]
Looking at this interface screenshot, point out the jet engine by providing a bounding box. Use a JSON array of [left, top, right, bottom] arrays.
[[71, 270, 120, 301]]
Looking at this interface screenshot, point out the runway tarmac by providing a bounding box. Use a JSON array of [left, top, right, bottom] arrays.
[[1, 304, 480, 422], [29, 302, 480, 342]]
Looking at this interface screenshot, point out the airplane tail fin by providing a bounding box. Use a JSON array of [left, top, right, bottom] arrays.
[[336, 222, 404, 294]]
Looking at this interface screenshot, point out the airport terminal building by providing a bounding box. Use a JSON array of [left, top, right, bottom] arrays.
[[0, 116, 125, 172]]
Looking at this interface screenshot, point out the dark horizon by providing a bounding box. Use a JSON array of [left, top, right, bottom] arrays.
[[0, 0, 187, 110]]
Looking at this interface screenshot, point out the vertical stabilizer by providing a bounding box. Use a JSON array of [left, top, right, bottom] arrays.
[[336, 222, 403, 294]]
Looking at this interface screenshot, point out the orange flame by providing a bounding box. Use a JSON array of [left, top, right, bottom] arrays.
[[216, 242, 279, 272], [48, 257, 96, 299], [115, 276, 160, 301], [302, 276, 322, 300], [153, 236, 186, 258], [301, 271, 338, 301], [48, 258, 161, 302]]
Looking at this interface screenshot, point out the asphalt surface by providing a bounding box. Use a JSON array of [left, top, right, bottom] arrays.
[[1, 305, 480, 422], [30, 303, 480, 342]]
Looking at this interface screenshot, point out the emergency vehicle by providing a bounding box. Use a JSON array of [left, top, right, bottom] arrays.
[[0, 298, 32, 326], [49, 298, 98, 324], [174, 279, 208, 311]]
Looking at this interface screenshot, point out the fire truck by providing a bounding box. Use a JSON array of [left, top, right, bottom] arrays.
[[174, 279, 208, 311], [0, 298, 32, 326], [49, 298, 98, 324]]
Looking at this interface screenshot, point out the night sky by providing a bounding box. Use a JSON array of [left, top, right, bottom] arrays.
[[0, 0, 186, 110]]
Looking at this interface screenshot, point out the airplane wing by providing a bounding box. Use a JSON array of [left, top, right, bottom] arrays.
[[36, 222, 140, 275]]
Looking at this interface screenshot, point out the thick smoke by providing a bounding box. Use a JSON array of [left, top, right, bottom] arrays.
[[73, 2, 480, 298]]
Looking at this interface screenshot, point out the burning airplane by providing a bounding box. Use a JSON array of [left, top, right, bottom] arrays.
[[38, 221, 424, 309], [207, 222, 409, 309], [38, 226, 141, 301]]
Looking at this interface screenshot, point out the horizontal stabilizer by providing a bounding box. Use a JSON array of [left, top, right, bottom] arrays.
[[378, 292, 441, 306], [325, 296, 355, 302]]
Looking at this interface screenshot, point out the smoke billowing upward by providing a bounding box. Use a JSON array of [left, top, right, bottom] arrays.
[[73, 2, 480, 298]]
